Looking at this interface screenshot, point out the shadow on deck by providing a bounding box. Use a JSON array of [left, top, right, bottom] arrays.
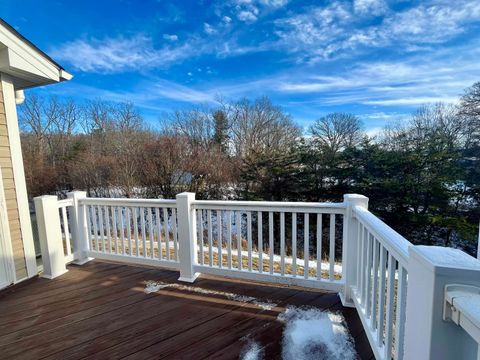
[[0, 261, 373, 359]]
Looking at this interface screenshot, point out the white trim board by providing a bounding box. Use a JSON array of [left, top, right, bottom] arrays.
[[0, 24, 62, 87], [0, 166, 16, 287], [1, 73, 37, 278]]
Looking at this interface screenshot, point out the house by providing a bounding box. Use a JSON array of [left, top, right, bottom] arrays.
[[0, 18, 71, 289]]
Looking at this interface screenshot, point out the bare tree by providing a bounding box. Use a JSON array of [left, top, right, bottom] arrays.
[[230, 97, 300, 158], [162, 108, 214, 150], [309, 113, 362, 155], [459, 82, 480, 148], [19, 95, 52, 156], [110, 102, 145, 197]]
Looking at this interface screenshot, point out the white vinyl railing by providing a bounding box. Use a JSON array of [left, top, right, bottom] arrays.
[[80, 198, 179, 269], [34, 191, 480, 360], [351, 205, 410, 360], [192, 200, 345, 291], [57, 198, 75, 263]]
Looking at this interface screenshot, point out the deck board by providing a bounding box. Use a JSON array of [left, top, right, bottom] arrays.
[[0, 261, 374, 359]]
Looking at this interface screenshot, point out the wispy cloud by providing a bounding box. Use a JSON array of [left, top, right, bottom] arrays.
[[272, 0, 480, 62], [363, 97, 459, 106], [54, 1, 480, 74], [353, 0, 387, 16], [227, 0, 288, 23], [162, 34, 178, 41], [203, 22, 217, 34], [149, 79, 216, 103], [259, 0, 289, 7], [41, 0, 480, 128], [275, 41, 480, 107], [43, 77, 218, 111], [236, 8, 259, 22], [51, 34, 199, 73]]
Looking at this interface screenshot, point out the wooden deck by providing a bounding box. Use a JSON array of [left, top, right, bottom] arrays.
[[0, 261, 373, 359]]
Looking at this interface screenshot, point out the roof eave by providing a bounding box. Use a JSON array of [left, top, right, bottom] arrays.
[[0, 18, 72, 89]]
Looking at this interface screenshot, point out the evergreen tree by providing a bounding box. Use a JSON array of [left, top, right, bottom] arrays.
[[212, 110, 229, 153]]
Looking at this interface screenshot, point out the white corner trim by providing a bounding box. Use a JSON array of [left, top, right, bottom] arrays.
[[1, 73, 37, 278], [0, 166, 16, 285]]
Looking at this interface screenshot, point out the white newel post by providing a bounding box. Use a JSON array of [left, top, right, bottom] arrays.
[[404, 246, 480, 359], [176, 192, 199, 282], [34, 195, 68, 279], [67, 191, 92, 265], [341, 194, 369, 307]]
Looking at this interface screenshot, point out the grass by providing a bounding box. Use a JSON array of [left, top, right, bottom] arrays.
[[88, 234, 342, 280]]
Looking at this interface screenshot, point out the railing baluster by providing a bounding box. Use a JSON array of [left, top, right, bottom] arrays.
[[316, 213, 322, 280], [198, 210, 204, 265], [361, 225, 368, 304], [280, 212, 285, 276], [258, 211, 262, 273], [61, 206, 71, 256], [365, 233, 373, 318], [208, 209, 213, 266], [133, 207, 139, 257], [141, 208, 147, 257], [395, 266, 407, 360], [156, 208, 162, 259], [125, 207, 133, 256], [86, 205, 93, 250], [377, 246, 387, 346], [269, 211, 273, 274], [385, 254, 396, 359], [236, 210, 242, 270], [118, 207, 124, 255], [172, 208, 178, 261], [93, 205, 99, 252], [304, 213, 309, 279], [227, 210, 232, 269], [148, 208, 154, 258], [356, 222, 361, 289], [218, 210, 223, 268], [292, 212, 297, 277], [247, 211, 252, 271], [105, 206, 112, 254], [163, 208, 169, 261], [329, 214, 335, 280], [112, 206, 118, 254], [371, 238, 379, 328], [98, 205, 105, 253]]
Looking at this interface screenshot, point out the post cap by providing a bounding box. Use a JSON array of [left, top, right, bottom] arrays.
[[410, 245, 480, 275], [343, 194, 369, 208]]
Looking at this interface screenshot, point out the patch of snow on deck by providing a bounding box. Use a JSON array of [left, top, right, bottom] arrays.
[[144, 281, 277, 310], [240, 339, 264, 360], [278, 307, 356, 360]]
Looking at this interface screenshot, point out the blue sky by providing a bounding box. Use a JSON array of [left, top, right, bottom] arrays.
[[2, 0, 480, 132]]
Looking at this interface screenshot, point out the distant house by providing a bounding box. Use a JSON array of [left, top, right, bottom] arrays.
[[0, 18, 71, 289]]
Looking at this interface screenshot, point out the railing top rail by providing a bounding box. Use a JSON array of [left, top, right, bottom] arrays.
[[192, 200, 346, 214], [79, 197, 177, 208], [353, 205, 412, 267], [57, 198, 74, 208]]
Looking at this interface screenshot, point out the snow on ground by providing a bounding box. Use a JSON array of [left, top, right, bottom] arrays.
[[144, 281, 277, 310], [206, 246, 343, 275], [240, 339, 264, 360], [278, 307, 356, 360]]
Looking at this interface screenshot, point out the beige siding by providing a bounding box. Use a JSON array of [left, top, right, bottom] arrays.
[[0, 85, 27, 280]]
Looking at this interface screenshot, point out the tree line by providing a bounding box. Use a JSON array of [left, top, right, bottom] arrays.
[[18, 83, 480, 255]]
